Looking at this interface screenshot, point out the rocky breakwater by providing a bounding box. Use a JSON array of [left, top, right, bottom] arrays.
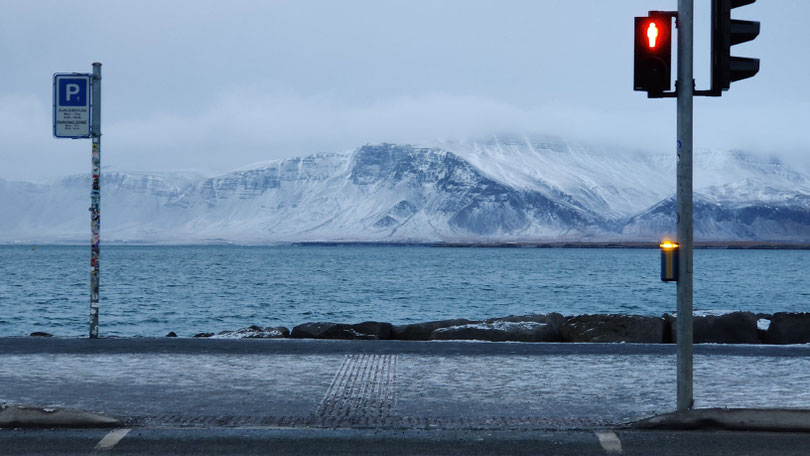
[[178, 312, 810, 344]]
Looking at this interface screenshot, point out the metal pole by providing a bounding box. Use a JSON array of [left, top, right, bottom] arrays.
[[89, 62, 102, 339], [676, 1, 694, 411]]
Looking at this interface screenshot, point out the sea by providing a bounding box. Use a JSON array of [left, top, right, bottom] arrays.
[[1, 245, 808, 337]]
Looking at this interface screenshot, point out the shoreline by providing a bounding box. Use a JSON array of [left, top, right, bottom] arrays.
[[295, 241, 810, 249], [20, 311, 810, 345], [4, 241, 810, 249]]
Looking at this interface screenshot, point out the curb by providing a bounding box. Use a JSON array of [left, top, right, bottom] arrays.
[[632, 408, 810, 433], [0, 404, 120, 428]]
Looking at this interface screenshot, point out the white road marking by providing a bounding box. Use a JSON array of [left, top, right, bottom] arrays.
[[94, 428, 131, 452], [595, 431, 623, 454]]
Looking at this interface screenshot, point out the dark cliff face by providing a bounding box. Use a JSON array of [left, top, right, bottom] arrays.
[[622, 195, 810, 241]]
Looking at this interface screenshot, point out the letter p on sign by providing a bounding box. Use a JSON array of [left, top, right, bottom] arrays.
[[65, 83, 81, 102], [58, 78, 88, 106]]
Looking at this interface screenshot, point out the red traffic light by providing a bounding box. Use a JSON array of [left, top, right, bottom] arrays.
[[639, 18, 669, 50], [634, 13, 673, 95]]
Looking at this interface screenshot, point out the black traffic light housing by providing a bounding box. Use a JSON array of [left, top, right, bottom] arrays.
[[634, 12, 675, 97], [633, 1, 760, 98], [709, 0, 760, 94]]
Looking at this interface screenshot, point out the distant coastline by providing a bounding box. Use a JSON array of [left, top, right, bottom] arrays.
[[290, 241, 810, 250], [4, 241, 810, 249]]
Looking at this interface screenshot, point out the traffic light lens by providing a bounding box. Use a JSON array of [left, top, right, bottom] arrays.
[[647, 22, 659, 48], [634, 14, 672, 94]]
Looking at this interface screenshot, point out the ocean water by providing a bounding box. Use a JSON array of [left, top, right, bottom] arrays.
[[0, 245, 808, 337]]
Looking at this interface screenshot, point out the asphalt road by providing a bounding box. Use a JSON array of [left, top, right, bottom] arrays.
[[4, 428, 810, 455]]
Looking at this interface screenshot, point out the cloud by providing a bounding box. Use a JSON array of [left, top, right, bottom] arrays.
[[2, 87, 807, 181], [0, 94, 90, 181], [100, 88, 681, 173]]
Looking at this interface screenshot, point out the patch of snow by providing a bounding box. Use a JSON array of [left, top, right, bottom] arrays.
[[672, 310, 738, 317]]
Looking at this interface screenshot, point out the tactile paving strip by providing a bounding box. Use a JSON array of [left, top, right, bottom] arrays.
[[315, 354, 397, 426]]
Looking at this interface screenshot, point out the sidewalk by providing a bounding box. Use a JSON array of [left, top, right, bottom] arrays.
[[1, 338, 809, 431]]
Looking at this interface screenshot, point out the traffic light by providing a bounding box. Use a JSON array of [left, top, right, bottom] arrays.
[[634, 12, 673, 96], [711, 0, 760, 92]]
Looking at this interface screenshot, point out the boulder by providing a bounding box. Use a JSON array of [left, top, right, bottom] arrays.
[[392, 319, 478, 341], [193, 332, 214, 338], [665, 312, 759, 344], [429, 314, 565, 342], [485, 313, 566, 326], [763, 313, 810, 344], [561, 314, 665, 343], [325, 321, 393, 340], [290, 322, 337, 339], [165, 332, 177, 338], [29, 332, 53, 337], [291, 321, 393, 340], [212, 325, 289, 339]]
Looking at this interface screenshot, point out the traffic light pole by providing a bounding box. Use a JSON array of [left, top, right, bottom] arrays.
[[676, 0, 694, 411], [636, 0, 758, 413]]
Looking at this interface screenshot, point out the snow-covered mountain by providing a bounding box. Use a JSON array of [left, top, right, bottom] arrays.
[[434, 137, 675, 220], [160, 144, 600, 242], [2, 138, 809, 243]]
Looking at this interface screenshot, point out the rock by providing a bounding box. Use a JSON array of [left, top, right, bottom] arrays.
[[193, 332, 214, 338], [392, 319, 478, 340], [291, 321, 393, 340], [328, 321, 392, 340], [165, 332, 177, 337], [429, 314, 565, 342], [485, 313, 566, 326], [764, 313, 810, 344], [290, 322, 337, 339], [561, 314, 665, 343], [665, 312, 759, 344], [210, 325, 289, 339], [29, 332, 53, 337], [755, 313, 773, 321], [264, 326, 291, 338]]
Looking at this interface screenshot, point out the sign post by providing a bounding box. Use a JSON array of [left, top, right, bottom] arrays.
[[89, 63, 102, 339], [53, 63, 102, 339]]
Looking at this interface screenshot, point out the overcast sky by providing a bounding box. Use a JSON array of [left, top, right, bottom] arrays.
[[1, 0, 807, 181]]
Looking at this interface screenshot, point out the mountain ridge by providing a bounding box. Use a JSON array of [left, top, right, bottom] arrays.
[[2, 139, 809, 243]]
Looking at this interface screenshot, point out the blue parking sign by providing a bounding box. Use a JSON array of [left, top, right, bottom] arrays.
[[53, 73, 92, 138]]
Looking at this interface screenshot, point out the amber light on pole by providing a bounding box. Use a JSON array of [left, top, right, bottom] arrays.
[[660, 241, 679, 282]]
